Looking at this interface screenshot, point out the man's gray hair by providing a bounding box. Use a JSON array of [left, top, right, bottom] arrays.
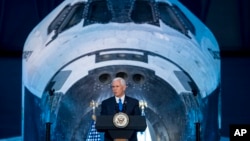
[[112, 77, 126, 86]]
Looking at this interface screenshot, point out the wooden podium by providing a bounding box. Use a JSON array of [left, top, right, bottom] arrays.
[[95, 115, 147, 140]]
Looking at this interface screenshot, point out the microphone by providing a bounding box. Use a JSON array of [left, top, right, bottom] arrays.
[[123, 100, 127, 113], [115, 103, 119, 113]]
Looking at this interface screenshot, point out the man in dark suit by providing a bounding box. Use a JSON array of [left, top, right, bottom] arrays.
[[100, 77, 141, 141]]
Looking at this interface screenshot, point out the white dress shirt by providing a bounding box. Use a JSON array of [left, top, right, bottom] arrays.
[[115, 94, 125, 104]]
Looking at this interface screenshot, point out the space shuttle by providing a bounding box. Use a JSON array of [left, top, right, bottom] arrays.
[[22, 0, 221, 140]]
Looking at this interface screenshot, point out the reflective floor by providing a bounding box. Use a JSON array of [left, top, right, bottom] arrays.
[[0, 136, 230, 141]]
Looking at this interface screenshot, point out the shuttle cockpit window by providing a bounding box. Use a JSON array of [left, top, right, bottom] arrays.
[[172, 5, 195, 35], [130, 1, 155, 24], [83, 0, 159, 26], [48, 5, 71, 34], [158, 2, 195, 36], [158, 2, 187, 35], [62, 3, 85, 32], [84, 1, 112, 26], [48, 3, 85, 35], [81, 0, 196, 36]]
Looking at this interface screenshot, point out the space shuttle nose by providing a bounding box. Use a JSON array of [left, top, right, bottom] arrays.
[[22, 0, 221, 140]]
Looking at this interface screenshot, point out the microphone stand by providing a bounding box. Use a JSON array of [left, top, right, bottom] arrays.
[[193, 89, 200, 141], [46, 89, 54, 141], [195, 122, 200, 141]]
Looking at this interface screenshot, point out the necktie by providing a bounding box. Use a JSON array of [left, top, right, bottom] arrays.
[[118, 98, 123, 112]]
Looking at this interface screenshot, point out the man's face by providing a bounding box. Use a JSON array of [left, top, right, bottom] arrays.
[[112, 80, 126, 97]]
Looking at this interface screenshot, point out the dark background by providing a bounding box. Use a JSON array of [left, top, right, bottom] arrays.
[[0, 0, 249, 139]]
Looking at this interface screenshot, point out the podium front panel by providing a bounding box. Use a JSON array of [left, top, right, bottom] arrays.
[[96, 115, 146, 131]]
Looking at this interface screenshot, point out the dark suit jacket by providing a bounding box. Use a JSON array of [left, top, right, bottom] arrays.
[[100, 95, 141, 141]]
